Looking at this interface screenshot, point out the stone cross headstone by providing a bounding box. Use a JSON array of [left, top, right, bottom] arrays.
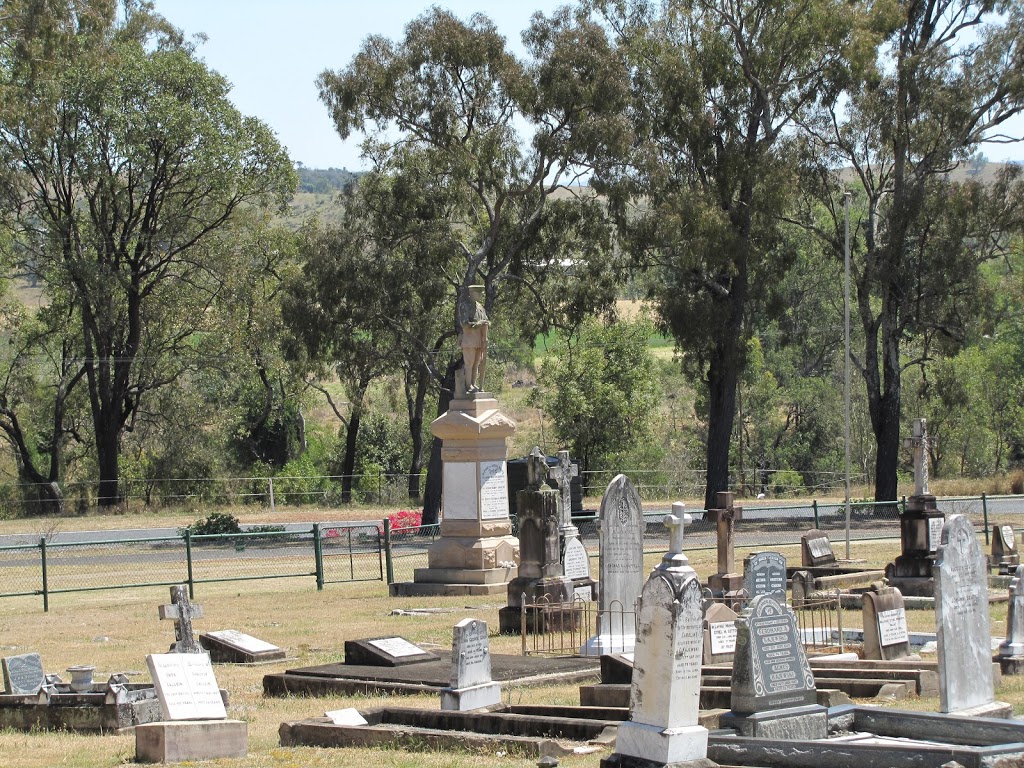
[[662, 501, 692, 569], [743, 552, 787, 601], [1, 652, 45, 695], [933, 514, 998, 713], [611, 500, 709, 766], [441, 618, 501, 711], [158, 585, 205, 654], [1000, 565, 1024, 659], [862, 583, 911, 661], [582, 474, 644, 656], [549, 449, 580, 536], [710, 492, 741, 576], [903, 418, 933, 498], [146, 652, 226, 721]]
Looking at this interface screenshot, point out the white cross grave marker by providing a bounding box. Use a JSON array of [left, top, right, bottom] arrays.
[[661, 501, 693, 569], [903, 418, 934, 497]]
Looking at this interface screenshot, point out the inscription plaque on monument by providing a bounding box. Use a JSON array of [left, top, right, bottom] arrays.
[[563, 537, 591, 580], [710, 621, 738, 656], [928, 516, 945, 552], [479, 461, 509, 520], [1002, 526, 1016, 550], [877, 608, 909, 647]]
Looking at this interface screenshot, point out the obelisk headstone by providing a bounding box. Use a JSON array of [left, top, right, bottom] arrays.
[[999, 564, 1024, 674], [601, 511, 716, 768], [583, 475, 645, 656], [933, 514, 1008, 716]]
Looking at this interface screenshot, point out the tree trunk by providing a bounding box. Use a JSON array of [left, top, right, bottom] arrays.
[[704, 345, 740, 512], [340, 406, 362, 504], [96, 426, 121, 507], [421, 358, 458, 526], [405, 363, 431, 502]]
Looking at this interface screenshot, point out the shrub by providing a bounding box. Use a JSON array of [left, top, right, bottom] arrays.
[[180, 511, 241, 536]]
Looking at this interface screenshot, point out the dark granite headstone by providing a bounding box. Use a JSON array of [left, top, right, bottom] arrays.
[[731, 594, 816, 713], [2, 653, 45, 695], [344, 637, 437, 667], [800, 530, 836, 567], [743, 551, 787, 601], [199, 630, 286, 664]]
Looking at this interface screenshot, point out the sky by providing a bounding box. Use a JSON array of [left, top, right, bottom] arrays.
[[150, 1, 566, 170], [150, 1, 1022, 171]]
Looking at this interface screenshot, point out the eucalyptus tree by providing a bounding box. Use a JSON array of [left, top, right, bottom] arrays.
[[589, 0, 861, 510], [317, 8, 629, 521], [0, 1, 296, 506], [798, 0, 1024, 501]]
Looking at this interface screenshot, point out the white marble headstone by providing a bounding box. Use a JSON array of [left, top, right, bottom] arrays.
[[1000, 564, 1024, 658], [147, 653, 226, 721], [450, 618, 492, 689], [933, 514, 994, 713]]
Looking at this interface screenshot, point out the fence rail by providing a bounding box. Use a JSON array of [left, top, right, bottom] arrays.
[[0, 492, 1020, 610]]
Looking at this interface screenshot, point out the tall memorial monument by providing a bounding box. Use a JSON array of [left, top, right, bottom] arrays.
[[885, 418, 945, 596], [390, 286, 519, 596]]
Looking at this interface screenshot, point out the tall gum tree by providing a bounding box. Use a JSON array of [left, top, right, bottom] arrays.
[[317, 8, 630, 523], [0, 2, 296, 506], [798, 0, 1024, 501], [588, 0, 862, 510]]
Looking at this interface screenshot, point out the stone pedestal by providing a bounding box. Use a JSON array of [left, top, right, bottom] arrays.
[[885, 494, 944, 597], [135, 719, 247, 763], [390, 393, 519, 597]]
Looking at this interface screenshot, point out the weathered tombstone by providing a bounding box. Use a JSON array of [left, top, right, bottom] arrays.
[[703, 602, 739, 665], [500, 447, 574, 633], [999, 564, 1024, 674], [563, 537, 594, 600], [582, 475, 645, 656], [551, 449, 595, 600], [722, 594, 826, 739], [992, 525, 1019, 574], [138, 652, 247, 763], [862, 583, 911, 661], [885, 418, 945, 596], [743, 552, 787, 601], [933, 514, 1009, 716], [199, 631, 285, 665], [343, 636, 437, 667], [158, 585, 205, 654], [707, 492, 744, 598], [440, 618, 501, 711], [800, 530, 836, 568], [1, 653, 45, 695], [601, 512, 714, 768]]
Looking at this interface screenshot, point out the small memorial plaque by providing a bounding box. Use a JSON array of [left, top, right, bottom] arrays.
[[345, 636, 437, 667], [808, 537, 833, 559], [1002, 526, 1017, 550], [147, 653, 226, 721], [928, 516, 945, 552], [563, 537, 591, 580], [479, 461, 510, 520], [369, 637, 425, 658], [325, 707, 368, 726], [205, 630, 277, 654], [200, 630, 285, 664], [877, 607, 909, 647], [709, 621, 737, 655], [1, 653, 45, 695]]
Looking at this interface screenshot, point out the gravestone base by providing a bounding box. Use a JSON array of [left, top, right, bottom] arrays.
[[392, 560, 517, 597], [499, 575, 575, 634], [612, 722, 711, 766], [998, 655, 1024, 675], [135, 719, 247, 763], [707, 573, 743, 597], [439, 681, 502, 712], [719, 704, 828, 740], [948, 700, 1012, 719], [582, 633, 636, 658], [600, 757, 718, 768]]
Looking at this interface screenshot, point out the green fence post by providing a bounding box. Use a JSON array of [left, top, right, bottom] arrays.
[[383, 517, 394, 585], [983, 493, 990, 545], [812, 499, 819, 530], [40, 537, 48, 613], [184, 529, 195, 599], [313, 523, 324, 591]]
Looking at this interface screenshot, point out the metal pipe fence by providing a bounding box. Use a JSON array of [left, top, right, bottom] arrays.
[[1, 492, 1021, 611]]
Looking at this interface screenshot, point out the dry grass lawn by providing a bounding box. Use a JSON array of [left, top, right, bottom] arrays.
[[0, 529, 1019, 766]]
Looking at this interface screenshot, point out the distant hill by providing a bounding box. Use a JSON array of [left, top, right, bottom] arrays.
[[295, 166, 361, 194]]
